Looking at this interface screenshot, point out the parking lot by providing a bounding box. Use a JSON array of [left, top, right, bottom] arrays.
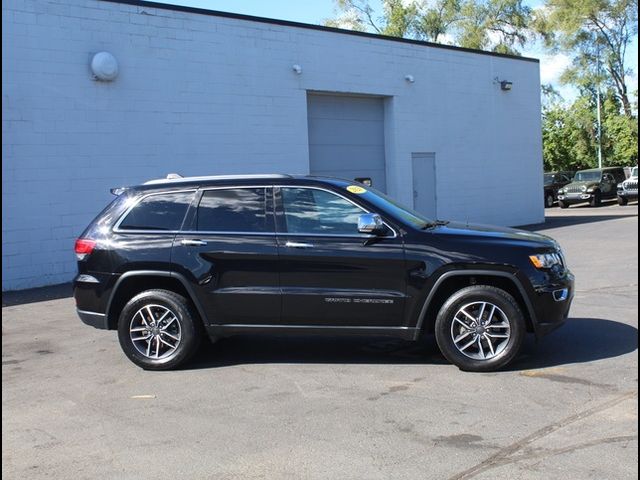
[[2, 203, 638, 480]]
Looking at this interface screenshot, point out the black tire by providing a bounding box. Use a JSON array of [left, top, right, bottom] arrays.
[[545, 193, 555, 208], [558, 200, 569, 209], [434, 285, 526, 372], [117, 289, 202, 370], [617, 196, 628, 206], [589, 192, 602, 207]]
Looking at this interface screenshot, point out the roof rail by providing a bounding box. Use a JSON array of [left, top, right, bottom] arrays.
[[143, 173, 293, 185]]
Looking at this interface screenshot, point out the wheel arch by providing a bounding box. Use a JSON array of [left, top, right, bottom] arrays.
[[106, 271, 208, 330], [414, 270, 538, 339]]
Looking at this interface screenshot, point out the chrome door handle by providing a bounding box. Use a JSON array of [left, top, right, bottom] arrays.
[[181, 239, 208, 247], [285, 241, 314, 249]]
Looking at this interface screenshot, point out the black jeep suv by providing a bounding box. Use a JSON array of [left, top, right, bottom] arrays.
[[74, 174, 574, 372], [544, 171, 574, 208]]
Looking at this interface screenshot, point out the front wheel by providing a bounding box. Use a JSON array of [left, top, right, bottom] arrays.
[[558, 200, 569, 209], [617, 196, 628, 206], [589, 192, 602, 207], [435, 286, 526, 372], [117, 289, 202, 370], [545, 193, 555, 208]]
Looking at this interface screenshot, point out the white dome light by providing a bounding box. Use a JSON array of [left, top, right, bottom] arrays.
[[91, 51, 119, 81]]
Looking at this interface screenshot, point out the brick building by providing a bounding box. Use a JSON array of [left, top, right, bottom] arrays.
[[2, 0, 543, 290]]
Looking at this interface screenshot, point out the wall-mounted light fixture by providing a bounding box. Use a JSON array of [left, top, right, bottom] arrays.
[[494, 77, 513, 91], [292, 64, 302, 75], [90, 51, 119, 81], [405, 74, 415, 83]]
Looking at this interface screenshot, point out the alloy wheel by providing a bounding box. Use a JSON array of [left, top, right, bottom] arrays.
[[129, 304, 182, 359], [450, 301, 511, 360]]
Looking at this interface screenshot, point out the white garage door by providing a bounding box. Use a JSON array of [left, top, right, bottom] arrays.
[[307, 93, 387, 192]]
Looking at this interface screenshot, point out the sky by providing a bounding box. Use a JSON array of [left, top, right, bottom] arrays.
[[152, 0, 638, 101]]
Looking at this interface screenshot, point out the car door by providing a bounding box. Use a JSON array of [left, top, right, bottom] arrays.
[[172, 186, 280, 325], [275, 185, 407, 328], [601, 173, 616, 195]]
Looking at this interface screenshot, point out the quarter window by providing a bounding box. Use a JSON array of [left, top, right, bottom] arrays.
[[197, 188, 272, 233], [118, 191, 194, 231], [281, 188, 364, 235]]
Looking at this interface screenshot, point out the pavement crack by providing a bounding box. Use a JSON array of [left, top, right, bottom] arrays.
[[446, 390, 638, 480], [506, 435, 638, 464]]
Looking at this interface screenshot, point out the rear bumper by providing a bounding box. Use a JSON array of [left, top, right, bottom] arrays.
[[77, 309, 109, 329]]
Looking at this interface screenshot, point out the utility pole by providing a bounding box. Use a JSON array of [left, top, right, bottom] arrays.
[[596, 44, 603, 169]]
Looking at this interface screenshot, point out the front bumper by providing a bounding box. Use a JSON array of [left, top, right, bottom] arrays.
[[531, 271, 575, 337], [617, 190, 638, 200], [557, 192, 593, 204]]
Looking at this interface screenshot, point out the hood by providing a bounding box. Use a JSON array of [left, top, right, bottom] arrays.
[[564, 181, 599, 189], [430, 221, 558, 249]]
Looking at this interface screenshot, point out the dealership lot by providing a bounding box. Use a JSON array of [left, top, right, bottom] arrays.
[[2, 205, 638, 480]]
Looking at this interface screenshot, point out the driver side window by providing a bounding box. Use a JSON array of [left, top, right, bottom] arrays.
[[281, 188, 365, 235]]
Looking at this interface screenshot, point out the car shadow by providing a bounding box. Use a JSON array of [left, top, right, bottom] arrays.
[[508, 318, 638, 371], [183, 318, 637, 371]]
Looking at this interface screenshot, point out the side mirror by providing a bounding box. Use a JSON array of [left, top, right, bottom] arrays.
[[358, 213, 385, 235]]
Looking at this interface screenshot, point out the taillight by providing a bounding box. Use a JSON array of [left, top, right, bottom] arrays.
[[75, 238, 96, 260]]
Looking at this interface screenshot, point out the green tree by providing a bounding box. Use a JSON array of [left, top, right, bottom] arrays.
[[534, 0, 638, 117], [603, 93, 639, 163], [542, 90, 638, 171], [325, 0, 533, 54]]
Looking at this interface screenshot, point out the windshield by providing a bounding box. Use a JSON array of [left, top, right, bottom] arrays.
[[632, 167, 638, 178], [544, 174, 554, 185], [356, 185, 434, 229], [574, 171, 602, 182]]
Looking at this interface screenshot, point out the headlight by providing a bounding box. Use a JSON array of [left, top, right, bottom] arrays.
[[581, 185, 587, 192], [558, 188, 565, 194], [529, 252, 563, 269], [587, 187, 594, 192]]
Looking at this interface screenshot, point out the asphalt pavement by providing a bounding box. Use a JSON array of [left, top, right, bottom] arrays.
[[2, 203, 638, 480]]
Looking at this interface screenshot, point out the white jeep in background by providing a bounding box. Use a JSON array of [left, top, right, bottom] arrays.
[[617, 166, 638, 205]]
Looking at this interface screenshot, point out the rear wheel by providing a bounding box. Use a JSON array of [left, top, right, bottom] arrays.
[[435, 285, 526, 372], [617, 196, 628, 206], [117, 289, 202, 370], [589, 192, 602, 207]]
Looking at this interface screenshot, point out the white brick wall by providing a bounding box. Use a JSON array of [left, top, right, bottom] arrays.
[[2, 0, 544, 290]]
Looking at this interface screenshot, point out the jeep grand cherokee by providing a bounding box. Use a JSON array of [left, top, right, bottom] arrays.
[[74, 174, 574, 372]]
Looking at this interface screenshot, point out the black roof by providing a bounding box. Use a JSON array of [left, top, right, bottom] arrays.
[[101, 0, 539, 64]]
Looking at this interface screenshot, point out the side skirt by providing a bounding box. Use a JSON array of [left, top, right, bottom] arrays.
[[206, 325, 419, 340]]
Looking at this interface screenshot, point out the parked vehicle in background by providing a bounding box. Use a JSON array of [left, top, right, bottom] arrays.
[[74, 174, 574, 372], [557, 167, 627, 208], [617, 166, 638, 205], [544, 171, 574, 208]]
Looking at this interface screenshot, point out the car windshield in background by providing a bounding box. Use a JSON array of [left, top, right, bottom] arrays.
[[544, 174, 554, 185], [574, 171, 602, 182], [357, 186, 433, 229], [632, 167, 638, 177]]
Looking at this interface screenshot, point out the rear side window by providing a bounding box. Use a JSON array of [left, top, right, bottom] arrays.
[[196, 188, 272, 233], [118, 191, 194, 231]]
